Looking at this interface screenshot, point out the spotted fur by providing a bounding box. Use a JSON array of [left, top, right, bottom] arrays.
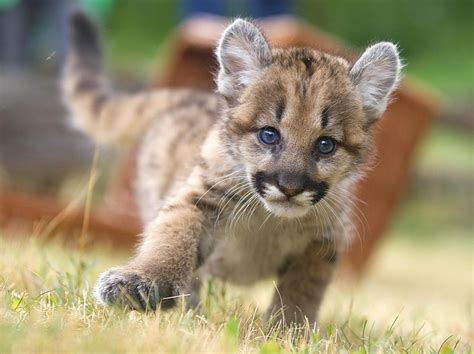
[[63, 13, 401, 326]]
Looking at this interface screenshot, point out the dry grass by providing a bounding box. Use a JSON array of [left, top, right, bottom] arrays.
[[0, 228, 471, 353]]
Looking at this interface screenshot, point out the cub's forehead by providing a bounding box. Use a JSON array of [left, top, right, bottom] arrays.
[[265, 47, 355, 100], [271, 47, 350, 76]]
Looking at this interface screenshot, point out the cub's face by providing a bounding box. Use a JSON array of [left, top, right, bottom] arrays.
[[227, 52, 365, 217], [216, 20, 401, 218]]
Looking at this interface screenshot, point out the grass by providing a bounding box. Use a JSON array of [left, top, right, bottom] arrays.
[[0, 229, 471, 353]]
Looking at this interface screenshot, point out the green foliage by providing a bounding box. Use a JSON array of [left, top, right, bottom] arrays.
[[103, 0, 176, 74], [0, 0, 17, 9], [298, 0, 473, 96], [259, 340, 283, 354], [80, 0, 115, 18], [224, 316, 239, 349]]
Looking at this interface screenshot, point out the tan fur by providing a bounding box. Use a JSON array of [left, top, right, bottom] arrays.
[[64, 14, 400, 326]]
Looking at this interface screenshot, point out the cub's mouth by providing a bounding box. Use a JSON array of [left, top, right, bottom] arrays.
[[255, 184, 320, 218], [263, 198, 310, 218]]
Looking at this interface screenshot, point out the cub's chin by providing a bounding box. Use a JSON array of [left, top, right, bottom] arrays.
[[262, 199, 311, 218]]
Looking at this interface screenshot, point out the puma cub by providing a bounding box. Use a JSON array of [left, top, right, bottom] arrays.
[[63, 13, 401, 325]]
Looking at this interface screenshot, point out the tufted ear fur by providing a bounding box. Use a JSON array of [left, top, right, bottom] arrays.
[[350, 42, 401, 124], [216, 18, 272, 100]]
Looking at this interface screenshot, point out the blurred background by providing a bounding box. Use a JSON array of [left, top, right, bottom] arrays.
[[0, 0, 471, 252], [0, 0, 472, 350]]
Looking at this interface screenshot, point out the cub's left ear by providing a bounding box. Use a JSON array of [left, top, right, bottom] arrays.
[[216, 19, 272, 100], [350, 42, 402, 124]]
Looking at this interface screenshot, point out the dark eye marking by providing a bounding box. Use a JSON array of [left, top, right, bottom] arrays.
[[277, 258, 291, 276], [275, 97, 285, 122], [253, 171, 266, 197], [302, 57, 313, 71], [310, 181, 329, 204], [321, 106, 330, 128]]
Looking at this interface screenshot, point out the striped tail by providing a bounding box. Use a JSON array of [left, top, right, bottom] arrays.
[[62, 12, 165, 146]]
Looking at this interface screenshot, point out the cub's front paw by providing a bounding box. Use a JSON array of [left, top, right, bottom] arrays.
[[94, 267, 180, 311]]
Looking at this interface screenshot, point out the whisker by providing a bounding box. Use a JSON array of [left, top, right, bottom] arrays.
[[225, 188, 255, 235], [325, 190, 363, 251], [231, 189, 257, 230], [246, 195, 261, 229], [194, 170, 242, 205], [213, 181, 251, 233], [234, 193, 258, 232], [257, 210, 273, 232]]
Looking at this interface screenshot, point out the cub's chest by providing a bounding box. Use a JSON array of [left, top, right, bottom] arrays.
[[202, 211, 317, 285]]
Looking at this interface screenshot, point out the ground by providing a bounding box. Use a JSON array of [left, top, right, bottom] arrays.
[[0, 226, 471, 353]]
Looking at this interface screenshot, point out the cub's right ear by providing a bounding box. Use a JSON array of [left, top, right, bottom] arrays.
[[216, 19, 272, 100], [350, 42, 402, 125]]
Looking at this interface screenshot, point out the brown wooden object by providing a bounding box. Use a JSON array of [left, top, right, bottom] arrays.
[[0, 187, 140, 246]]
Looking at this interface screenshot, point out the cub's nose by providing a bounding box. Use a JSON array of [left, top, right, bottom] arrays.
[[278, 185, 304, 198], [275, 172, 305, 198]]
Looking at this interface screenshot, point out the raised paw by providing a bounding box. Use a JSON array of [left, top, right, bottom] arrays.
[[93, 267, 180, 311]]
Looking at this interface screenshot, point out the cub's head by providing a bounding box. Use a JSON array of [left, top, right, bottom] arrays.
[[216, 19, 401, 218]]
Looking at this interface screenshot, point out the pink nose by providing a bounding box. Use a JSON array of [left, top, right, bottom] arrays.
[[278, 185, 303, 198]]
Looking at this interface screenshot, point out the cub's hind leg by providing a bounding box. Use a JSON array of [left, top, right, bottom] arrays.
[[265, 240, 338, 327]]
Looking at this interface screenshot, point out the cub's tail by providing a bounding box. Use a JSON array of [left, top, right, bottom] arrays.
[[63, 12, 167, 146]]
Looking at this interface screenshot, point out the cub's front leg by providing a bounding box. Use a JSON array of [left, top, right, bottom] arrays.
[[94, 167, 218, 311], [266, 240, 339, 327]]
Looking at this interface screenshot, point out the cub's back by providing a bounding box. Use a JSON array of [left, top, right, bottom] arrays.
[[135, 89, 223, 222]]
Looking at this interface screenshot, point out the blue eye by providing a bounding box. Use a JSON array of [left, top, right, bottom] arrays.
[[317, 137, 336, 156], [258, 127, 280, 145]]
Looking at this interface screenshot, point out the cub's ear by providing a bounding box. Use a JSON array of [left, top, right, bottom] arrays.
[[350, 42, 402, 124], [216, 18, 272, 100]]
